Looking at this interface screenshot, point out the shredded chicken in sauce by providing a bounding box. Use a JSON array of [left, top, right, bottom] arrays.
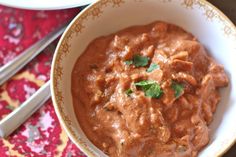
[[72, 21, 229, 157]]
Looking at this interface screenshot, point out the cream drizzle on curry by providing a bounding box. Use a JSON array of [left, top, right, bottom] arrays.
[[71, 21, 229, 157]]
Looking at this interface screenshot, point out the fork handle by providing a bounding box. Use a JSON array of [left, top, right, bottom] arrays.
[[0, 81, 51, 138]]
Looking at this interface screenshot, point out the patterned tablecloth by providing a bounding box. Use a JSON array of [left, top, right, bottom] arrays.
[[0, 6, 86, 157], [0, 0, 235, 156]]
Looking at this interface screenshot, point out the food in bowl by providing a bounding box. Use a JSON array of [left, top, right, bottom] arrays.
[[71, 21, 228, 157]]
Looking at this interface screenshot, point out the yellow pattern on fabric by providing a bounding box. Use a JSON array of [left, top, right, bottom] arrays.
[[0, 71, 45, 116], [56, 128, 69, 157], [3, 139, 24, 156], [13, 71, 45, 86], [0, 89, 19, 109]]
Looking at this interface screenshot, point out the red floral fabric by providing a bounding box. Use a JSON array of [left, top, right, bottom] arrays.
[[0, 5, 86, 157]]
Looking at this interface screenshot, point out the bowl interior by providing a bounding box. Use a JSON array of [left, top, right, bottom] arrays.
[[51, 0, 236, 156]]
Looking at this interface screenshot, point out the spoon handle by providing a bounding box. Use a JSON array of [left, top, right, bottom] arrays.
[[0, 23, 66, 85]]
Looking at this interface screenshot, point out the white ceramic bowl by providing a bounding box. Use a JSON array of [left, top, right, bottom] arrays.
[[51, 0, 236, 156]]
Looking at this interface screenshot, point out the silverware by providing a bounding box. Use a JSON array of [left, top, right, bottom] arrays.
[[0, 23, 68, 137], [0, 23, 67, 85], [0, 81, 50, 137]]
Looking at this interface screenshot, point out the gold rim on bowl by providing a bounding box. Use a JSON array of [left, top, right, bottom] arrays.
[[51, 0, 236, 156]]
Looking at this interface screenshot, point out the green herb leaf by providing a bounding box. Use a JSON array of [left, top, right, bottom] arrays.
[[146, 63, 160, 72], [124, 60, 133, 65], [134, 80, 156, 86], [133, 55, 149, 67], [125, 89, 133, 96], [135, 80, 163, 98], [145, 83, 163, 98], [134, 80, 155, 91], [171, 81, 184, 98], [124, 55, 149, 67]]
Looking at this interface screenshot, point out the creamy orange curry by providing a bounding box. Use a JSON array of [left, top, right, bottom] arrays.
[[71, 21, 229, 157]]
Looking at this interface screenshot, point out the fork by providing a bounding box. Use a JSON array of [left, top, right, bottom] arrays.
[[0, 23, 67, 138]]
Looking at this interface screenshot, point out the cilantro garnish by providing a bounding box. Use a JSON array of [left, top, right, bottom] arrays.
[[125, 89, 133, 96], [133, 55, 149, 67], [124, 60, 133, 65], [124, 55, 149, 67], [171, 81, 184, 98], [134, 80, 155, 90], [146, 63, 160, 72], [145, 83, 163, 98], [135, 80, 163, 98]]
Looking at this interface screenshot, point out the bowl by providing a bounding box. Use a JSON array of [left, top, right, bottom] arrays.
[[51, 0, 236, 156]]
